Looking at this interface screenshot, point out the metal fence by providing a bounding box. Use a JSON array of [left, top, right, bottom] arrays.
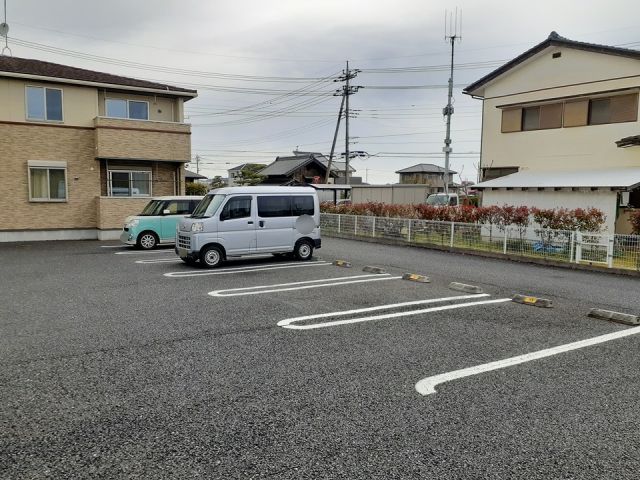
[[320, 213, 640, 272]]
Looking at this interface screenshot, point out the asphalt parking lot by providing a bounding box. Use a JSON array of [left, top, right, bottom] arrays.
[[1, 237, 640, 479]]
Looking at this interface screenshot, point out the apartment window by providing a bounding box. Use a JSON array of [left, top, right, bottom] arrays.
[[108, 170, 151, 197], [26, 86, 63, 122], [588, 94, 638, 125], [105, 99, 149, 120], [28, 161, 67, 201]]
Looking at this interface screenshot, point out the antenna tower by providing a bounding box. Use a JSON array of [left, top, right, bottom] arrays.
[[442, 8, 461, 194], [1, 0, 11, 56]]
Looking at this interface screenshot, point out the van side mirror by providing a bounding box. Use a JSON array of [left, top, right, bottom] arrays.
[[163, 209, 171, 215]]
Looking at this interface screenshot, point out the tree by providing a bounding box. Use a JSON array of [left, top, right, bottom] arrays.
[[210, 176, 226, 189], [185, 182, 208, 195], [236, 164, 266, 186]]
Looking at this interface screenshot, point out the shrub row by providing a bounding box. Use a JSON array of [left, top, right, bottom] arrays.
[[630, 210, 640, 235], [320, 202, 608, 233]]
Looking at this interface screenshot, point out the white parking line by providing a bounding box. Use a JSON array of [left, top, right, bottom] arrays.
[[208, 274, 401, 297], [114, 250, 175, 255], [277, 294, 490, 327], [164, 261, 330, 278], [100, 245, 126, 248], [279, 297, 511, 330], [135, 258, 183, 264], [415, 325, 640, 396]]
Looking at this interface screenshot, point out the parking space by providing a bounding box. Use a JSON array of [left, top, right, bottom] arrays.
[[2, 238, 640, 478]]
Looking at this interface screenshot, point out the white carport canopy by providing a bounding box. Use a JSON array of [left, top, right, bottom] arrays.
[[475, 168, 640, 190]]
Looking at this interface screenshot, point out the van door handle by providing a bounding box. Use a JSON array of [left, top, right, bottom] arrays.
[[247, 221, 254, 225], [259, 220, 265, 228]]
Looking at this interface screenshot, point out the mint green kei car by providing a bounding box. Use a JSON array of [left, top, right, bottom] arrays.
[[120, 196, 204, 249]]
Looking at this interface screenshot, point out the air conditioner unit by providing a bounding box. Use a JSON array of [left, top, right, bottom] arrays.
[[619, 191, 630, 207]]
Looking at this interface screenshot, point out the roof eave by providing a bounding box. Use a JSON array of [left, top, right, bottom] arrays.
[[0, 70, 198, 98]]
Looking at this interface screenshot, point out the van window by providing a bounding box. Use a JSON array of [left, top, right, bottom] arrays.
[[258, 196, 292, 217], [221, 196, 252, 220], [292, 196, 314, 216]]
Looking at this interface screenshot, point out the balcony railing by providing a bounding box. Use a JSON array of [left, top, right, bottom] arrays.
[[94, 116, 191, 162]]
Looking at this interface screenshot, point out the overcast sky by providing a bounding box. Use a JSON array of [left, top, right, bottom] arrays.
[[4, 0, 640, 183]]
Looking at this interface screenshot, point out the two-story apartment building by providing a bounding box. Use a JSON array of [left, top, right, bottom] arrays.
[[0, 56, 197, 241], [467, 32, 640, 233]]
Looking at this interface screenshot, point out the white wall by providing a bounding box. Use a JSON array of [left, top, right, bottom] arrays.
[[481, 189, 617, 233]]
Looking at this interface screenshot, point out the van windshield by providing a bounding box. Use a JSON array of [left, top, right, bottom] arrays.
[[139, 200, 165, 216], [426, 195, 449, 206], [191, 194, 225, 218]]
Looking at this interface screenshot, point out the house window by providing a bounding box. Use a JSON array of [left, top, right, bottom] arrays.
[[108, 170, 151, 196], [105, 99, 149, 120], [26, 86, 63, 122], [588, 94, 638, 125], [28, 161, 67, 201]]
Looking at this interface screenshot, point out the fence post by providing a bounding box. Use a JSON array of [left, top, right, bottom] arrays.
[[575, 231, 582, 264], [607, 235, 614, 268], [354, 215, 358, 236], [569, 231, 576, 263], [372, 216, 376, 238], [337, 214, 341, 234], [503, 227, 509, 255], [450, 222, 455, 248], [407, 219, 412, 243]]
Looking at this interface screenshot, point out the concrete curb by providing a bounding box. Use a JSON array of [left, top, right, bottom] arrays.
[[333, 260, 352, 268], [363, 265, 387, 274], [449, 282, 483, 294], [588, 308, 640, 326], [512, 294, 553, 308], [323, 232, 640, 278], [402, 273, 431, 283]]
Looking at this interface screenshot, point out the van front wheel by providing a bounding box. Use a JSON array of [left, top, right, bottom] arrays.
[[200, 245, 223, 268], [294, 240, 313, 261]]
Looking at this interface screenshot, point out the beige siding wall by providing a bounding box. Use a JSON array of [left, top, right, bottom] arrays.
[[96, 197, 150, 230], [97, 90, 180, 122], [0, 123, 100, 230], [0, 77, 98, 127], [479, 48, 640, 172], [352, 185, 435, 204], [95, 117, 191, 162]]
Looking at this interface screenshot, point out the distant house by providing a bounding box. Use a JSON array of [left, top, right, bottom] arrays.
[[184, 169, 207, 184], [258, 151, 358, 185], [227, 163, 264, 186], [466, 31, 640, 234], [395, 163, 457, 191]]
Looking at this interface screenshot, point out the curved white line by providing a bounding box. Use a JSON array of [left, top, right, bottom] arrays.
[[135, 258, 183, 264], [277, 294, 490, 327], [209, 274, 400, 297], [415, 325, 640, 396], [164, 261, 329, 278], [282, 298, 511, 330]]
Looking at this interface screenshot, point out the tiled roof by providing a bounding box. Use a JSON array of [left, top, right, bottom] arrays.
[[0, 56, 197, 96], [395, 163, 457, 174], [464, 32, 640, 96]]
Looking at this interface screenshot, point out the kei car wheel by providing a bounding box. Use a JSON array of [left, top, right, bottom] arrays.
[[137, 232, 158, 250], [294, 240, 313, 261], [200, 245, 223, 268]]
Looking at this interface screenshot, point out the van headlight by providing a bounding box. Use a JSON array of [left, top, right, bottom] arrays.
[[125, 219, 139, 228], [191, 222, 204, 232]]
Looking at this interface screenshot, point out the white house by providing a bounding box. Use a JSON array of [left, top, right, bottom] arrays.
[[467, 32, 640, 234]]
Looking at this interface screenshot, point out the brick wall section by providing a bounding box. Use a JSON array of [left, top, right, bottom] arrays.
[[0, 123, 100, 230], [96, 197, 151, 230], [95, 117, 191, 162]]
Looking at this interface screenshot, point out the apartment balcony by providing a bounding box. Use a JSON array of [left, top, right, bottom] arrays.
[[94, 117, 191, 162]]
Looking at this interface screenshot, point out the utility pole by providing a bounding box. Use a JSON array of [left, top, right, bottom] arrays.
[[443, 8, 461, 195], [1, 0, 11, 56], [325, 94, 345, 184], [195, 154, 201, 175], [331, 62, 360, 186]]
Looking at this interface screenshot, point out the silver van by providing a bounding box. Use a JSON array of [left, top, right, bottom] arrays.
[[175, 186, 321, 268]]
